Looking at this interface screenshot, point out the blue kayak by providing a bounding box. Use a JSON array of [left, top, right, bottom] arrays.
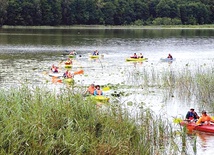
[[160, 58, 176, 62]]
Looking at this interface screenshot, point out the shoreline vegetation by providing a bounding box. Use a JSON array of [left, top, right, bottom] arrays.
[[1, 25, 214, 30], [0, 86, 188, 154]]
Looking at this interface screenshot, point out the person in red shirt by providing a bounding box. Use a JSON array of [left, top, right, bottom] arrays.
[[131, 53, 138, 59]]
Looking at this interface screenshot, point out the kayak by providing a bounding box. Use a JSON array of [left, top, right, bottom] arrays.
[[180, 121, 214, 133], [68, 55, 76, 58], [160, 58, 176, 62], [49, 73, 63, 78], [89, 55, 99, 59], [94, 96, 110, 102], [65, 65, 72, 68], [89, 95, 110, 102], [126, 58, 148, 62], [63, 78, 74, 85]]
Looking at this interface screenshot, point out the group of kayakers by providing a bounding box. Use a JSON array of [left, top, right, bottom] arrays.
[[185, 108, 214, 125], [130, 53, 144, 59], [130, 53, 173, 60], [86, 84, 103, 96]]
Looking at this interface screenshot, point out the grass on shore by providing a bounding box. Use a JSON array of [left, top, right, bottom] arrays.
[[0, 85, 187, 154]]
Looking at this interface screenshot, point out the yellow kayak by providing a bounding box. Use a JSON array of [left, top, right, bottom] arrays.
[[89, 55, 99, 59], [90, 95, 110, 102], [126, 58, 148, 62], [65, 65, 72, 68], [68, 55, 76, 58], [63, 78, 74, 85]]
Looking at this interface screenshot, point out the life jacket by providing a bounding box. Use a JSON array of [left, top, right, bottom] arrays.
[[67, 72, 73, 78], [196, 115, 212, 125], [96, 89, 102, 95]]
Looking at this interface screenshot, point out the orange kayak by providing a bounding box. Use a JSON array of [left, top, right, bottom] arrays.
[[180, 121, 214, 133]]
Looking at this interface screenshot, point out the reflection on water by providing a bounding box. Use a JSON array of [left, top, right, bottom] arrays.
[[0, 28, 214, 154], [187, 131, 214, 154]]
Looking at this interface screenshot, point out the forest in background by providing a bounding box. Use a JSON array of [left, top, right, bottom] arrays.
[[0, 0, 213, 26]]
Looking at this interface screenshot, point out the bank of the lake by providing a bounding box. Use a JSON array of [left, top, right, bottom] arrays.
[[1, 24, 214, 30]]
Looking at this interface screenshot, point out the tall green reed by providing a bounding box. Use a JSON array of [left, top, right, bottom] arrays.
[[0, 86, 185, 154]]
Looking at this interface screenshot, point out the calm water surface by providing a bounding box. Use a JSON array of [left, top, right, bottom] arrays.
[[0, 27, 214, 154]]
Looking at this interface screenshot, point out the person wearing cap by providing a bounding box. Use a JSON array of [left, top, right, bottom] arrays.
[[196, 110, 214, 125], [185, 108, 199, 121]]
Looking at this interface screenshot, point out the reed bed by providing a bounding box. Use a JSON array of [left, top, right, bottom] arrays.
[[124, 64, 214, 106], [0, 86, 187, 154]]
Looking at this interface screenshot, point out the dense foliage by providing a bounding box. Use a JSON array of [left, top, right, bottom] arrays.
[[0, 0, 213, 26]]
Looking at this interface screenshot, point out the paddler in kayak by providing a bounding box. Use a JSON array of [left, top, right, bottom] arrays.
[[69, 50, 77, 55], [130, 53, 138, 59], [63, 70, 73, 78], [185, 108, 199, 122], [51, 64, 59, 73], [196, 110, 214, 125], [94, 85, 103, 96], [65, 58, 72, 65], [138, 53, 144, 58], [93, 50, 99, 55], [86, 84, 96, 95], [167, 53, 173, 59]]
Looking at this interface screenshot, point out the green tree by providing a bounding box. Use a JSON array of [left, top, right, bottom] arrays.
[[50, 0, 62, 25], [21, 0, 36, 25], [133, 0, 149, 21], [183, 2, 210, 24], [61, 0, 73, 25], [41, 0, 53, 25], [101, 1, 116, 25], [85, 0, 102, 24], [156, 0, 179, 18], [6, 0, 23, 25], [0, 0, 8, 26]]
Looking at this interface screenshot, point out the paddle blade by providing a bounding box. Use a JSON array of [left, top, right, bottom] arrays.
[[102, 86, 110, 91], [74, 70, 84, 75], [52, 77, 62, 83], [173, 117, 183, 124]]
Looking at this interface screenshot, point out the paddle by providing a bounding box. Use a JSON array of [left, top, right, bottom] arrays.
[[173, 117, 183, 124], [52, 76, 62, 83], [73, 69, 84, 75]]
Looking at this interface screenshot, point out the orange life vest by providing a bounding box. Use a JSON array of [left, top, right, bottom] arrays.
[[88, 86, 95, 94]]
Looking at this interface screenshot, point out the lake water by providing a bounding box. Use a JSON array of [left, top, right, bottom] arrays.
[[0, 27, 214, 154]]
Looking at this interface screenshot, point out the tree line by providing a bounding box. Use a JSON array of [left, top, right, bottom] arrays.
[[0, 0, 213, 26]]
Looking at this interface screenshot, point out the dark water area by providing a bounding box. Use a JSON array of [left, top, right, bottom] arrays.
[[0, 27, 214, 154]]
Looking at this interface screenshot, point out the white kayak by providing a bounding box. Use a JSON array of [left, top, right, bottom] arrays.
[[49, 72, 64, 78]]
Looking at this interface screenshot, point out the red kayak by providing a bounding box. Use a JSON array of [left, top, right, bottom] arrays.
[[180, 121, 214, 133]]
